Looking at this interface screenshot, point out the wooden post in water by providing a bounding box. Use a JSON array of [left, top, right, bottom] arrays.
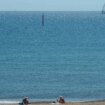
[[42, 13, 44, 26]]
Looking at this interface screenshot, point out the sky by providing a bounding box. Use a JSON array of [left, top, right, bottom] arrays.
[[0, 0, 104, 11]]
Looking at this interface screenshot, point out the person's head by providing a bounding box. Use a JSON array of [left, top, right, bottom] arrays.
[[60, 96, 63, 99]]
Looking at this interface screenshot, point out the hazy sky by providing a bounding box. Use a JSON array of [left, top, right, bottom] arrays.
[[0, 0, 104, 11]]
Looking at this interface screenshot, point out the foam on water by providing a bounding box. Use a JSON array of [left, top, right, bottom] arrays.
[[0, 100, 20, 104]]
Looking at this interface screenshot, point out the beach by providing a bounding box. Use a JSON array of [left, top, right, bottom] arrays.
[[26, 100, 105, 105], [0, 100, 105, 105], [31, 100, 105, 105]]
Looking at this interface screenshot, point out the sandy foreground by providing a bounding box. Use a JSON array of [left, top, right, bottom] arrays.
[[0, 101, 105, 105]]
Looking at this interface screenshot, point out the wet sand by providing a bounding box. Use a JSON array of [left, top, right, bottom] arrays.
[[0, 100, 105, 105]]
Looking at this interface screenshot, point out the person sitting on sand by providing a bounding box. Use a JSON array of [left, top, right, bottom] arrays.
[[57, 96, 65, 104], [22, 97, 29, 105]]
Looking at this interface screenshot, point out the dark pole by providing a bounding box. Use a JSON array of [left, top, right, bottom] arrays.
[[42, 13, 44, 26]]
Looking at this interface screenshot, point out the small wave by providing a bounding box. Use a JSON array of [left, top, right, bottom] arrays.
[[0, 100, 20, 104]]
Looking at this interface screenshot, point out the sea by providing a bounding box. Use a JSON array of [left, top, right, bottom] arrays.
[[0, 11, 105, 103]]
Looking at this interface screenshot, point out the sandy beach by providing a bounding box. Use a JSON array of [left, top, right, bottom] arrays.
[[30, 101, 105, 105], [0, 100, 105, 105]]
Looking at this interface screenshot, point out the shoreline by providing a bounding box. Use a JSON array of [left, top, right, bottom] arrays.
[[0, 98, 105, 102], [0, 101, 105, 105], [0, 99, 105, 104]]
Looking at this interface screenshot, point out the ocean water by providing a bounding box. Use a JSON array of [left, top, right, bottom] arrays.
[[0, 11, 105, 102]]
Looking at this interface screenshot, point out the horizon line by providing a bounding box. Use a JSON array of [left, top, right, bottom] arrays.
[[0, 10, 102, 12]]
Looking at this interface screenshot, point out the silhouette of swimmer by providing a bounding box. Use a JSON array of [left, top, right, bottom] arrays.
[[57, 96, 65, 104], [22, 97, 29, 105]]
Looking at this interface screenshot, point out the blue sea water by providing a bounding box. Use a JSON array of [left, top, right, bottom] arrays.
[[0, 11, 105, 102]]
